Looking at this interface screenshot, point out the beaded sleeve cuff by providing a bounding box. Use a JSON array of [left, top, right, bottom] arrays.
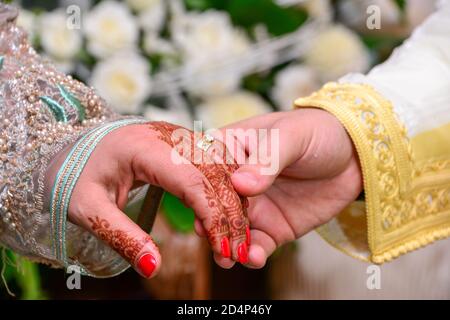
[[0, 4, 142, 276]]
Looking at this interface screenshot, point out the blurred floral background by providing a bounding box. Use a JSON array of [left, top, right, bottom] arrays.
[[1, 0, 438, 299]]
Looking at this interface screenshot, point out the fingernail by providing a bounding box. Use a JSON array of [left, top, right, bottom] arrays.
[[221, 237, 231, 258], [234, 172, 257, 187], [238, 242, 248, 264], [137, 253, 156, 278], [246, 226, 251, 247]]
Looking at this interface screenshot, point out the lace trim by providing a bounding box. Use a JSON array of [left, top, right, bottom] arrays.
[[295, 82, 450, 264]]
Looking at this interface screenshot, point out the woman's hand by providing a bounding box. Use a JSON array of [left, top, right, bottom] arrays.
[[201, 108, 363, 269], [46, 122, 249, 278]]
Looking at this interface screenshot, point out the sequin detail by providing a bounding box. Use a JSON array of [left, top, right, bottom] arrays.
[[39, 96, 68, 123], [57, 84, 86, 122]]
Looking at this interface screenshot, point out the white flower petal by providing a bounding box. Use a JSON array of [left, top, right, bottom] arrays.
[[171, 9, 251, 97], [300, 0, 332, 21], [272, 65, 321, 110], [84, 1, 139, 58], [137, 1, 165, 31], [304, 25, 370, 82], [196, 91, 272, 129], [39, 9, 82, 60], [126, 0, 161, 12], [90, 51, 152, 114], [17, 9, 37, 39]]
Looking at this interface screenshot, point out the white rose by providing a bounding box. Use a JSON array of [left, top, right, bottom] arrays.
[[17, 9, 37, 40], [196, 91, 272, 129], [173, 10, 249, 59], [172, 10, 251, 97], [125, 0, 165, 31], [181, 58, 243, 98], [272, 65, 320, 111], [300, 0, 332, 21], [138, 3, 166, 32], [84, 1, 139, 58], [90, 52, 152, 114], [276, 0, 332, 20], [39, 9, 82, 60], [126, 0, 159, 11], [304, 25, 370, 82]]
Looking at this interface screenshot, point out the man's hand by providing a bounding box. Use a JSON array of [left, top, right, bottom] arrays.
[[196, 108, 363, 269]]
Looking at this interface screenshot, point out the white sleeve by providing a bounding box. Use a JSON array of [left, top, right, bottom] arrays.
[[340, 0, 450, 137]]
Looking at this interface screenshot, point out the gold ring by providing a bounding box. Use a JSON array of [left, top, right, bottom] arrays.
[[196, 133, 215, 152]]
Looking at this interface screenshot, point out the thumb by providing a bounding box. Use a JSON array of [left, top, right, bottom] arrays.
[[230, 117, 310, 196], [69, 190, 161, 279], [218, 124, 283, 196], [231, 165, 277, 196]]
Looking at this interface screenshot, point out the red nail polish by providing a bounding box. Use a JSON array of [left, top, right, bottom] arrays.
[[246, 226, 251, 246], [221, 237, 231, 258], [137, 253, 156, 278], [238, 242, 248, 264]]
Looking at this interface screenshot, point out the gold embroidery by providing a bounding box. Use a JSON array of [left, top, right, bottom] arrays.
[[414, 158, 450, 177], [295, 82, 450, 264]]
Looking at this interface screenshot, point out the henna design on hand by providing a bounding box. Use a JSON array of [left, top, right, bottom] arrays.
[[201, 164, 246, 240], [202, 180, 231, 245], [88, 216, 153, 263], [150, 121, 177, 146], [148, 121, 248, 246]]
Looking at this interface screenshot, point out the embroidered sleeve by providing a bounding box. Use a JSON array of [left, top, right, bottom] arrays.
[[294, 2, 450, 263], [0, 4, 133, 276]]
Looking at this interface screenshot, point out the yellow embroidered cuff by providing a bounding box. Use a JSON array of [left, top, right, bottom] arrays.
[[294, 82, 450, 264]]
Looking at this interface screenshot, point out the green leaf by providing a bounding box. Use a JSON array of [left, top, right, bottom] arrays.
[[1, 250, 46, 299], [242, 73, 274, 97], [184, 0, 227, 10], [394, 0, 406, 12], [226, 0, 308, 36], [15, 259, 46, 300], [57, 84, 86, 121], [184, 0, 212, 10], [161, 192, 195, 233], [39, 96, 68, 123], [0, 249, 15, 284], [184, 0, 308, 36], [76, 48, 96, 68]]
